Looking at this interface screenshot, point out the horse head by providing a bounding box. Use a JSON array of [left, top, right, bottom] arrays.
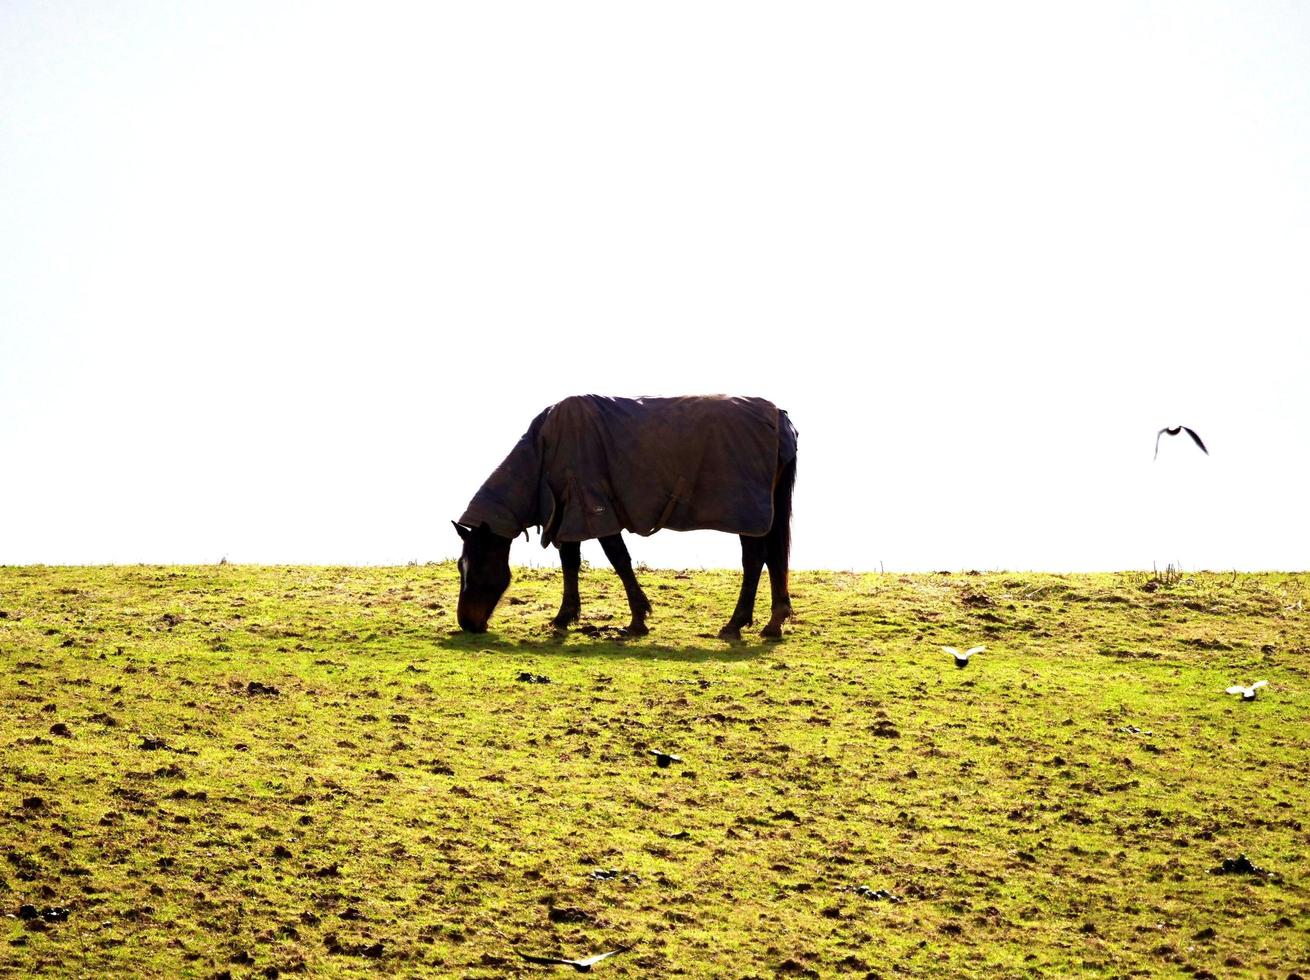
[[452, 521, 513, 632]]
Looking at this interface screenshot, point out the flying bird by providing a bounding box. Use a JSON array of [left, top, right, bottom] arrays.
[[650, 750, 682, 768], [943, 645, 985, 668], [1154, 426, 1209, 460], [517, 946, 630, 972], [1225, 680, 1268, 701]]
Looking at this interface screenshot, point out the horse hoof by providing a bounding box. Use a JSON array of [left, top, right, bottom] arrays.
[[718, 626, 742, 641], [623, 622, 650, 637], [760, 625, 784, 640]]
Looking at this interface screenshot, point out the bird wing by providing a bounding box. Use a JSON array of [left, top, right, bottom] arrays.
[[577, 948, 629, 966], [942, 647, 959, 656], [518, 951, 572, 966], [1252, 680, 1268, 689], [1154, 428, 1167, 460], [1182, 426, 1209, 455], [965, 646, 986, 657], [1225, 686, 1246, 695]]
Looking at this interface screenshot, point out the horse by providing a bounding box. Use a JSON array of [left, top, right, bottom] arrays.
[[453, 394, 797, 640]]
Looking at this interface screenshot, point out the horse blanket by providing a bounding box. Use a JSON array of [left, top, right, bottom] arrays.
[[460, 395, 797, 546]]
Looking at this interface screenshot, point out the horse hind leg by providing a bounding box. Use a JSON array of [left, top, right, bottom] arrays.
[[598, 533, 652, 635], [760, 527, 791, 639], [719, 534, 766, 640], [760, 456, 795, 639], [551, 541, 582, 630]]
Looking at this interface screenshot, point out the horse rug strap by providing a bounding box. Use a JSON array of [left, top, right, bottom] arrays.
[[459, 394, 797, 547]]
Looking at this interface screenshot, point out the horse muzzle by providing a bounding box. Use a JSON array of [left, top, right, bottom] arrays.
[[457, 607, 490, 633]]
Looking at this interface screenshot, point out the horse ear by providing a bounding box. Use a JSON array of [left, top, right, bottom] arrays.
[[452, 521, 470, 541]]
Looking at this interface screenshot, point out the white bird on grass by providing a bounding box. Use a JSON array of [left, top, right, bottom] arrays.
[[1225, 680, 1268, 701], [517, 946, 630, 972], [943, 645, 985, 668]]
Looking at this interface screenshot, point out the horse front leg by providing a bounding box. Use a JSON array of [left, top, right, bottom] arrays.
[[598, 533, 652, 635], [551, 541, 581, 630], [719, 535, 766, 640]]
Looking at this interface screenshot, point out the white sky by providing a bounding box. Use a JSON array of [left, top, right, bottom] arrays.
[[2, 2, 1307, 571]]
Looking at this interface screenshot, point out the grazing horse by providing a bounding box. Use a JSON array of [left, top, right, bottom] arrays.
[[453, 394, 797, 639]]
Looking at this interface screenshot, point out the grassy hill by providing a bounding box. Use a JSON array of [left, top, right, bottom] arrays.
[[1, 564, 1307, 978]]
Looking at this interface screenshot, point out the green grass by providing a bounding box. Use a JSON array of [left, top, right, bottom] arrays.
[[2, 564, 1308, 978]]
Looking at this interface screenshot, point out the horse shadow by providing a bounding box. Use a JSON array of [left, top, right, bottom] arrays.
[[434, 628, 772, 663]]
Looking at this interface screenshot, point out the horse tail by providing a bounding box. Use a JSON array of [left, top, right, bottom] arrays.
[[771, 409, 798, 570]]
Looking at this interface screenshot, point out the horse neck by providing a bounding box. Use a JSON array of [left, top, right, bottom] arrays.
[[474, 432, 542, 535]]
